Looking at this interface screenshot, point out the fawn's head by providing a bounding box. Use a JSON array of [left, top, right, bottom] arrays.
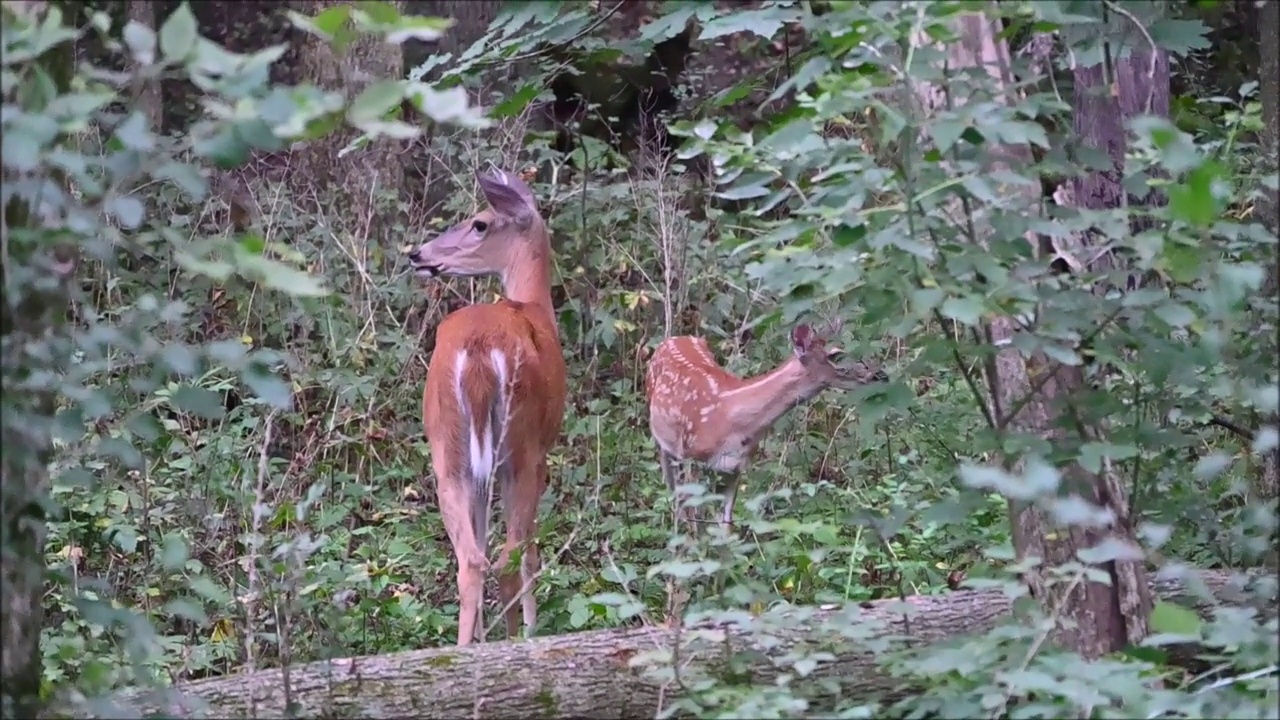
[[790, 321, 889, 390], [406, 169, 547, 280]]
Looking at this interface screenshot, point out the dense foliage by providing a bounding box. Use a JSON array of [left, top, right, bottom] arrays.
[[3, 0, 1276, 717]]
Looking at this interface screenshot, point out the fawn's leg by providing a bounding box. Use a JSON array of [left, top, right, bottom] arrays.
[[433, 452, 489, 646], [719, 470, 742, 528]]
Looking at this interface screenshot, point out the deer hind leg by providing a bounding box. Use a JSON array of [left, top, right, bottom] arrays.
[[718, 470, 742, 528], [433, 451, 490, 646], [496, 457, 545, 640]]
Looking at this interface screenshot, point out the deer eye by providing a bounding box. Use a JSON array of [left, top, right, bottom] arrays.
[[826, 348, 846, 363], [472, 220, 489, 233]]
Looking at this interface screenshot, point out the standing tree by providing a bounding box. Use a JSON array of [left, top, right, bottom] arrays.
[[2, 4, 76, 715], [1259, 0, 1279, 502], [290, 1, 407, 239], [910, 8, 1154, 658]]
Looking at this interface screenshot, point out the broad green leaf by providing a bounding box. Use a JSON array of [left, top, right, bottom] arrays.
[[159, 3, 198, 63], [1149, 601, 1202, 637], [698, 6, 800, 40], [1193, 453, 1231, 480], [386, 16, 454, 44], [940, 296, 983, 326], [244, 365, 293, 409], [122, 20, 156, 65], [115, 112, 154, 151], [1153, 301, 1195, 328], [1146, 18, 1211, 57], [348, 80, 405, 125], [171, 386, 225, 420], [106, 195, 144, 229]]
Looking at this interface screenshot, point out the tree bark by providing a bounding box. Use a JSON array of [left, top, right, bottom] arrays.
[[2, 3, 77, 717], [909, 8, 1153, 659], [1072, 4, 1170, 276], [1258, 0, 1279, 504], [124, 0, 162, 129], [58, 570, 1272, 719], [289, 0, 406, 241]]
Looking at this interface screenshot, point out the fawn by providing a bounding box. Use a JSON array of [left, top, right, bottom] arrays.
[[405, 169, 566, 646], [646, 321, 887, 527]]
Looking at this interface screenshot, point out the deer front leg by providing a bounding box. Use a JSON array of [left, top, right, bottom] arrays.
[[496, 457, 545, 640], [659, 450, 699, 526], [433, 452, 489, 646], [718, 470, 743, 528]]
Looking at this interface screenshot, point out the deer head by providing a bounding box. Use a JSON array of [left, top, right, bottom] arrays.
[[406, 169, 547, 279], [790, 321, 888, 389]]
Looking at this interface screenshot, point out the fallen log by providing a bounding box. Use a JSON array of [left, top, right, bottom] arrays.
[[62, 569, 1274, 719]]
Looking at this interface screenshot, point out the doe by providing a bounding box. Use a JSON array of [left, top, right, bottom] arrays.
[[405, 169, 567, 646], [646, 321, 887, 527]]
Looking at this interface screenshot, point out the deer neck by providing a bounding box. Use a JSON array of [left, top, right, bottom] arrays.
[[499, 230, 557, 336], [719, 358, 821, 438]]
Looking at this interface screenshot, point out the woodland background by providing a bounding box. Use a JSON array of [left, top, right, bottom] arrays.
[[2, 0, 1278, 717]]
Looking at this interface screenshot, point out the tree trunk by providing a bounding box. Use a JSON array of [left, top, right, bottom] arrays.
[[1258, 0, 1279, 503], [909, 9, 1153, 659], [2, 3, 77, 717], [405, 0, 503, 79], [289, 0, 406, 239], [58, 570, 1270, 719], [124, 0, 161, 128]]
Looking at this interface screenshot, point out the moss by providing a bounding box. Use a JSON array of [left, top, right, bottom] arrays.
[[533, 685, 558, 714], [425, 653, 458, 668]]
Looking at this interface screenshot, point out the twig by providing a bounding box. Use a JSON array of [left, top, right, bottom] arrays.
[[244, 408, 279, 675]]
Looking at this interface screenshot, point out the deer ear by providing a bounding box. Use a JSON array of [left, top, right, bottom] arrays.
[[791, 323, 814, 357], [477, 170, 537, 222]]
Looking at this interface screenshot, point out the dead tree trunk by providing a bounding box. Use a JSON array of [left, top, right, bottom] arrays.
[[909, 9, 1153, 659], [58, 570, 1270, 719]]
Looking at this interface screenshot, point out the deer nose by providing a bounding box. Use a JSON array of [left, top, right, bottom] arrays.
[[406, 247, 421, 262], [873, 368, 890, 383]]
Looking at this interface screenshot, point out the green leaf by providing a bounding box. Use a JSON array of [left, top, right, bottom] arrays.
[[386, 15, 454, 44], [940, 296, 983, 326], [1149, 601, 1201, 637], [490, 82, 539, 119], [159, 3, 198, 63], [1193, 453, 1231, 480], [931, 119, 966, 154], [171, 386, 226, 420], [1146, 18, 1211, 57], [348, 80, 405, 125], [106, 195, 144, 229], [406, 83, 487, 127], [698, 6, 800, 40], [1153, 301, 1195, 328], [312, 4, 353, 36], [717, 184, 769, 201], [244, 365, 293, 409], [122, 20, 156, 65], [115, 111, 154, 151], [1167, 159, 1225, 226]]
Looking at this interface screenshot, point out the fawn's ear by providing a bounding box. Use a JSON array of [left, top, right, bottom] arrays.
[[477, 169, 537, 224], [791, 323, 814, 357]]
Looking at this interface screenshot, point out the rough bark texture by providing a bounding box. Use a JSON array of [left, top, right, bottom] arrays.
[[59, 570, 1270, 719], [1073, 36, 1170, 245], [290, 0, 406, 243], [1258, 0, 1279, 503], [124, 0, 161, 129], [2, 4, 75, 716], [912, 9, 1153, 660]]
